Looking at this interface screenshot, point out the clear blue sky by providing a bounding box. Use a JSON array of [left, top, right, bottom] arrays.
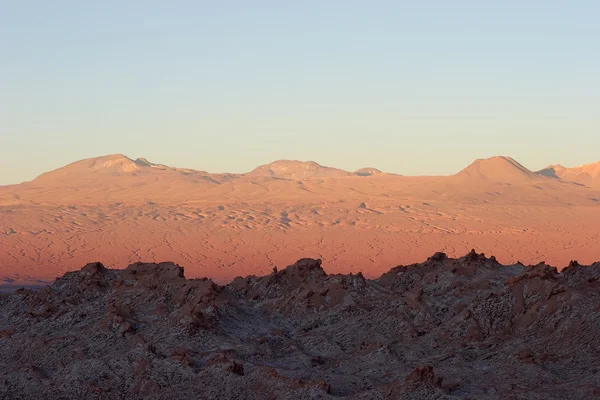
[[1, 1, 598, 184]]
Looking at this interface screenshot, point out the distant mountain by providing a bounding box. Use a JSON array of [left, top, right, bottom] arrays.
[[0, 154, 237, 204], [33, 154, 210, 184], [246, 160, 354, 179], [536, 161, 600, 188], [355, 167, 384, 177], [27, 154, 591, 186], [2, 154, 598, 206], [454, 156, 540, 183]]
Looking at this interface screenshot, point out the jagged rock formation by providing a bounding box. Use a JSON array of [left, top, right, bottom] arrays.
[[1, 252, 600, 399]]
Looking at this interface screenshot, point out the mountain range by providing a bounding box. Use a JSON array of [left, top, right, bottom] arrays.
[[19, 154, 600, 184], [1, 154, 600, 284], [1, 154, 599, 205]]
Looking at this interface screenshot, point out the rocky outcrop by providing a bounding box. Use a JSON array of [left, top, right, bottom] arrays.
[[1, 254, 599, 399]]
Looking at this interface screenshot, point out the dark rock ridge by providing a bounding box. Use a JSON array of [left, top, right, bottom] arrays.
[[1, 252, 600, 399]]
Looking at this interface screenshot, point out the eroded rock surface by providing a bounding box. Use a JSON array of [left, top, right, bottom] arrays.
[[1, 252, 599, 399]]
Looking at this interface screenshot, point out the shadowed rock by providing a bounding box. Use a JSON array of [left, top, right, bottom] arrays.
[[1, 252, 599, 399]]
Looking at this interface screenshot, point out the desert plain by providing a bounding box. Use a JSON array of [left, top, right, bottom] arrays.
[[1, 154, 599, 284]]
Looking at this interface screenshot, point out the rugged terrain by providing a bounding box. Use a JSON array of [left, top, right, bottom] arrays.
[[1, 252, 599, 399], [1, 155, 600, 283]]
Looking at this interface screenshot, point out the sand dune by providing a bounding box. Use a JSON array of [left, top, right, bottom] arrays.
[[1, 154, 600, 283]]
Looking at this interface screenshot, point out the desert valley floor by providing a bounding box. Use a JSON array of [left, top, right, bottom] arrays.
[[1, 154, 600, 284]]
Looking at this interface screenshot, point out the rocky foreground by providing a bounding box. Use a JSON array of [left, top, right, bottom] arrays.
[[1, 252, 599, 399]]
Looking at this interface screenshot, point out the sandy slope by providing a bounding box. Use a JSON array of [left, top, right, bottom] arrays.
[[1, 155, 600, 283]]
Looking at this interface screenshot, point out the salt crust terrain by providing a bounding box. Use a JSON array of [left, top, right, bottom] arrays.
[[1, 253, 599, 399], [1, 154, 600, 283]]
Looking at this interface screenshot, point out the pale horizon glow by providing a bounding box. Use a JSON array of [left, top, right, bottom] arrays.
[[1, 1, 599, 185]]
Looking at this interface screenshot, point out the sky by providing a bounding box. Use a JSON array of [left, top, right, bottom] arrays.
[[1, 1, 599, 185]]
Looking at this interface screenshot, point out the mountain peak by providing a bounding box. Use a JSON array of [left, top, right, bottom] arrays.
[[537, 161, 600, 187], [92, 154, 141, 172], [456, 156, 538, 183], [134, 157, 153, 167], [247, 160, 353, 179], [32, 154, 176, 183], [355, 167, 383, 176], [570, 161, 600, 177]]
